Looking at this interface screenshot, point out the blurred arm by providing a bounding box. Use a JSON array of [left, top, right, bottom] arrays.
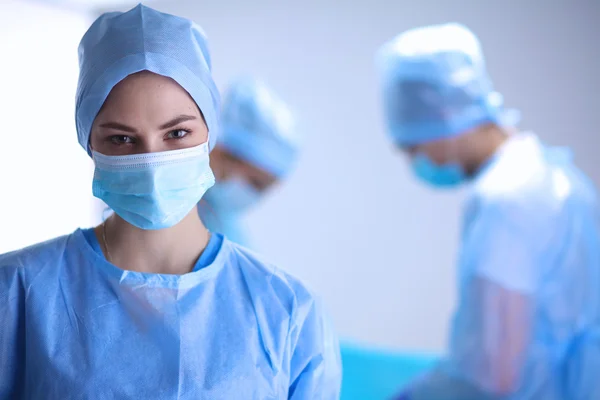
[[407, 277, 532, 400], [405, 199, 540, 400]]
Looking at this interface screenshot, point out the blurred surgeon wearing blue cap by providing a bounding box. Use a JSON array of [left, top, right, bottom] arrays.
[[198, 77, 299, 247], [379, 23, 600, 400], [0, 5, 341, 399]]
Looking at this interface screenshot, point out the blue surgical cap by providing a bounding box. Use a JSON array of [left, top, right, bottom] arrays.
[[377, 23, 519, 146], [75, 4, 220, 153], [218, 78, 298, 178]]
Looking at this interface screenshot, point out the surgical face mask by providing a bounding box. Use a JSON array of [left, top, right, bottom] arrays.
[[204, 177, 261, 214], [92, 142, 215, 230], [411, 153, 466, 188]]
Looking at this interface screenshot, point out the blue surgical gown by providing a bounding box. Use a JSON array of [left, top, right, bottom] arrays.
[[0, 229, 341, 399], [404, 133, 600, 400]]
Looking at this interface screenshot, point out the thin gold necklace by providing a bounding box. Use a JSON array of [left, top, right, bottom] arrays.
[[102, 221, 112, 263]]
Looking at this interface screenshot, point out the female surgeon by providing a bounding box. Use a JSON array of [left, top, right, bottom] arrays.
[[0, 5, 341, 399], [199, 77, 299, 247]]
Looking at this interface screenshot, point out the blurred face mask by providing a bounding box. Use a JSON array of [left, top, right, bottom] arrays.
[[411, 153, 466, 188], [92, 142, 215, 230], [204, 177, 262, 214]]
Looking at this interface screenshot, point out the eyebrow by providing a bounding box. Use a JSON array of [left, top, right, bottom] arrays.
[[98, 121, 137, 133], [159, 114, 197, 130], [98, 114, 198, 133]]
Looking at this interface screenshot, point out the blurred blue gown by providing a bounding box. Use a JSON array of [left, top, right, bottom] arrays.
[[0, 229, 341, 399], [405, 133, 600, 400]]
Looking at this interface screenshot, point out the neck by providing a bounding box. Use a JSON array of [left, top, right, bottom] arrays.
[[95, 208, 210, 275], [465, 125, 511, 175]]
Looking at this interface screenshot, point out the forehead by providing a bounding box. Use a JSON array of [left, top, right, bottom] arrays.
[[96, 71, 201, 119], [107, 71, 193, 102]]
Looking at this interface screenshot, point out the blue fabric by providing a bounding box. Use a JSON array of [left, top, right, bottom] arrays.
[[340, 343, 437, 400], [75, 4, 220, 153], [411, 153, 467, 188], [197, 179, 259, 248], [0, 230, 341, 399], [198, 201, 250, 248], [219, 77, 299, 178], [81, 228, 223, 271], [193, 232, 223, 270], [92, 143, 215, 230], [377, 23, 519, 146], [402, 133, 600, 399], [82, 227, 102, 253], [204, 178, 262, 214]]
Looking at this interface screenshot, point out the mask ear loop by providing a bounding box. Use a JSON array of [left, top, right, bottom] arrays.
[[101, 205, 114, 221], [88, 141, 111, 221], [445, 139, 463, 168], [198, 131, 220, 232]]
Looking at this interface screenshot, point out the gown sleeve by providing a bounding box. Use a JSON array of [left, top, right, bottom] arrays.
[[0, 262, 26, 399]]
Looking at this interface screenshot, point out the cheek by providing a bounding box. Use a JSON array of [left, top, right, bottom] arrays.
[[233, 165, 255, 183], [417, 143, 452, 165], [195, 117, 209, 143], [208, 156, 225, 180], [209, 155, 238, 181], [428, 149, 449, 165], [88, 129, 103, 151], [194, 127, 210, 145]]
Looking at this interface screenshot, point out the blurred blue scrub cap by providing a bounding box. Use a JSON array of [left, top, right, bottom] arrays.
[[75, 4, 220, 153], [219, 77, 299, 178], [377, 23, 519, 146]]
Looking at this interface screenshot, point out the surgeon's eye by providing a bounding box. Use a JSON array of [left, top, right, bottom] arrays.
[[166, 129, 191, 140], [110, 135, 135, 145]]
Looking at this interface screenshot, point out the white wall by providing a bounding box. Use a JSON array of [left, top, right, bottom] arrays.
[[0, 1, 101, 254], [139, 0, 600, 352]]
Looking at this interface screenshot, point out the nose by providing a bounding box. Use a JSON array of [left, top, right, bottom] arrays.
[[135, 137, 163, 155]]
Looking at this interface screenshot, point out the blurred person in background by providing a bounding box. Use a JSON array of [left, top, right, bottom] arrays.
[[198, 77, 299, 247], [377, 23, 600, 400], [0, 5, 341, 399]]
